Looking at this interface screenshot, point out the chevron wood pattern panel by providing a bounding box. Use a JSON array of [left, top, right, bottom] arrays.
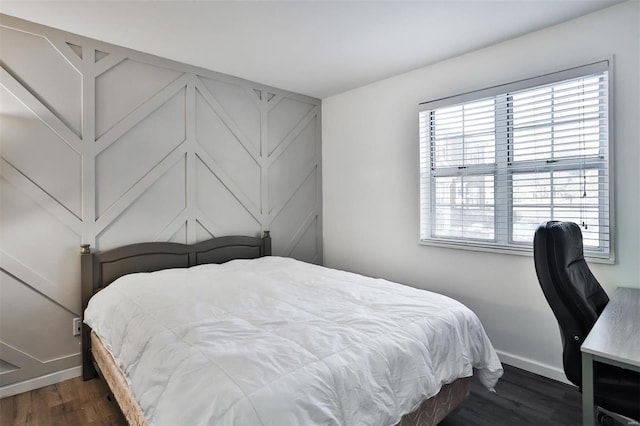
[[0, 14, 322, 390]]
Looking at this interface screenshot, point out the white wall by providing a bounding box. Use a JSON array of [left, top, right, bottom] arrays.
[[322, 1, 639, 382]]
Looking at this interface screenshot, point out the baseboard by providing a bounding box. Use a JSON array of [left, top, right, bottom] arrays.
[[496, 349, 572, 386], [0, 366, 82, 398]]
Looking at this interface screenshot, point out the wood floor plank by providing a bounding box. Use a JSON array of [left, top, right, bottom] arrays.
[[1, 364, 580, 425], [0, 393, 17, 425]]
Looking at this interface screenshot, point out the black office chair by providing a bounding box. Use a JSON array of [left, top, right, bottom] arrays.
[[533, 221, 640, 423]]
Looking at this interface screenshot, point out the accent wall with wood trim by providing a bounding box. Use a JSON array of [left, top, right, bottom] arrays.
[[0, 14, 322, 391]]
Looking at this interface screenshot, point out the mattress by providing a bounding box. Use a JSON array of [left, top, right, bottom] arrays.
[[84, 256, 503, 425]]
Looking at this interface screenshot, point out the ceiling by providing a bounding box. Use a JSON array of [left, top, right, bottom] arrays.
[[0, 0, 624, 99]]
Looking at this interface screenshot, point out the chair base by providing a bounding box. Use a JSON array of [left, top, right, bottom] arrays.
[[596, 407, 640, 426]]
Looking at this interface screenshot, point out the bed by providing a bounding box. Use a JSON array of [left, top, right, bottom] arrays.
[[81, 232, 503, 426]]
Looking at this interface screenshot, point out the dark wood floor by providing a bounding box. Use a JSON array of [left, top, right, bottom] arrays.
[[441, 364, 582, 426], [1, 364, 580, 425]]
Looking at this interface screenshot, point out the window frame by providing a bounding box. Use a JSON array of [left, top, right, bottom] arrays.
[[418, 60, 614, 262]]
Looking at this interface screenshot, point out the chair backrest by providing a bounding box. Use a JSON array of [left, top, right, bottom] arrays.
[[533, 221, 609, 386]]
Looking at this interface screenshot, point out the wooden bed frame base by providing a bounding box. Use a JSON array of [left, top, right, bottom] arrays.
[[91, 332, 147, 426]]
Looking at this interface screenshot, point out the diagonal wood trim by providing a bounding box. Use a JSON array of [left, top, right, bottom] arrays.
[[94, 72, 190, 149], [195, 78, 260, 163], [0, 349, 80, 386], [0, 365, 82, 399], [46, 36, 84, 75], [283, 211, 318, 257], [1, 159, 83, 228], [265, 93, 284, 113], [92, 49, 126, 77], [267, 105, 319, 159], [268, 162, 318, 218], [0, 66, 83, 153], [0, 342, 81, 369], [1, 251, 80, 316], [94, 144, 187, 229], [0, 342, 40, 368], [193, 214, 224, 239], [154, 210, 189, 242], [194, 149, 262, 223], [244, 85, 265, 110]]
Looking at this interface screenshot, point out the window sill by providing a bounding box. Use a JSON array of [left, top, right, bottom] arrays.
[[417, 239, 614, 264]]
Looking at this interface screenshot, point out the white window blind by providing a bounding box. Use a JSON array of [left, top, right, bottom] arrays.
[[419, 61, 611, 259]]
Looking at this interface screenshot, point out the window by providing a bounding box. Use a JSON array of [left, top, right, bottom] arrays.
[[419, 61, 611, 259]]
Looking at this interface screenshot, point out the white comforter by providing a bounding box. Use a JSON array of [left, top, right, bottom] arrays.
[[85, 256, 502, 426]]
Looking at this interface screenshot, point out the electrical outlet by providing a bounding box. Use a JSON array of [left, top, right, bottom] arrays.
[[73, 317, 82, 336]]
